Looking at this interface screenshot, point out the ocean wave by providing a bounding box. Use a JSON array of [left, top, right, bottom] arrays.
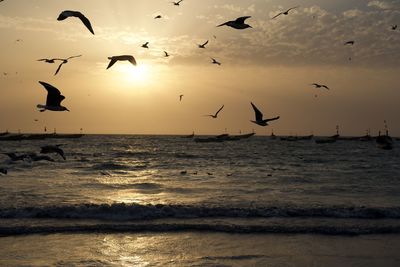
[[1, 222, 400, 236], [1, 204, 400, 220], [90, 162, 148, 171]]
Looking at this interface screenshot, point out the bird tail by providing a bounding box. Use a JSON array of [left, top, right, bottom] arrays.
[[37, 104, 46, 109]]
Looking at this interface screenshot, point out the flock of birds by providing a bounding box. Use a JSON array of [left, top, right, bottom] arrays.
[[1, 1, 399, 175]]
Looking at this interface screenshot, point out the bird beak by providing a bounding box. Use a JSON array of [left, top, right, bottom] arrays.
[[66, 108, 70, 112]]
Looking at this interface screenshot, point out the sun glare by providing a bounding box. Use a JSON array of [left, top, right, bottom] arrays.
[[117, 63, 150, 85]]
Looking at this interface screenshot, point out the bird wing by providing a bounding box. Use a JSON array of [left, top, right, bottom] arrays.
[[251, 102, 263, 121], [264, 116, 280, 123], [202, 40, 209, 46], [39, 81, 65, 106], [215, 105, 224, 116], [107, 58, 117, 69], [235, 16, 251, 24], [322, 85, 330, 90], [271, 12, 283, 19], [217, 22, 228, 27], [286, 6, 299, 12], [66, 55, 82, 60], [127, 56, 137, 66], [37, 59, 49, 61], [76, 12, 94, 34], [54, 62, 64, 75]]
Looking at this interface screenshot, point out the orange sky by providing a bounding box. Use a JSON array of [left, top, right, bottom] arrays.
[[0, 0, 399, 135]]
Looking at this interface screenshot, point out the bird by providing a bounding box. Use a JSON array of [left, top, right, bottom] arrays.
[[106, 55, 137, 69], [250, 102, 280, 126], [198, 40, 209, 48], [27, 153, 55, 162], [311, 83, 329, 90], [154, 15, 162, 19], [164, 51, 170, 57], [3, 153, 29, 161], [205, 105, 224, 118], [179, 94, 184, 101], [217, 16, 252, 29], [211, 58, 221, 65], [172, 0, 183, 6], [271, 6, 299, 19], [0, 168, 7, 175], [54, 55, 81, 75], [40, 145, 66, 160], [37, 81, 69, 112], [344, 40, 355, 45], [392, 25, 398, 30], [37, 58, 58, 64], [141, 42, 149, 49], [57, 10, 94, 34]]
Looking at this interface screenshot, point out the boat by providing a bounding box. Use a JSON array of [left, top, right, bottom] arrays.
[[315, 137, 336, 144], [194, 137, 224, 143], [181, 132, 195, 138], [0, 133, 84, 141]]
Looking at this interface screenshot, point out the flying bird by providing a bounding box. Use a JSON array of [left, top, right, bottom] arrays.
[[141, 42, 149, 49], [205, 105, 224, 118], [179, 94, 184, 101], [57, 10, 94, 35], [40, 145, 66, 160], [211, 58, 221, 65], [154, 15, 162, 19], [164, 51, 170, 57], [271, 6, 299, 19], [107, 55, 137, 69], [54, 55, 81, 75], [311, 83, 329, 90], [37, 81, 69, 112], [198, 40, 209, 48], [392, 25, 397, 30], [217, 16, 252, 29], [344, 40, 355, 45], [172, 0, 183, 6], [250, 102, 280, 126]]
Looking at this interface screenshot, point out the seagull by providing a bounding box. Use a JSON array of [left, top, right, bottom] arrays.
[[211, 58, 221, 65], [40, 145, 66, 160], [205, 105, 224, 118], [3, 153, 29, 161], [154, 15, 162, 19], [37, 81, 69, 112], [179, 94, 184, 101], [344, 40, 355, 45], [311, 83, 329, 90], [54, 55, 81, 75], [172, 0, 183, 6], [57, 10, 94, 34], [27, 153, 55, 162], [164, 51, 170, 57], [107, 55, 137, 69], [0, 168, 7, 175], [217, 16, 252, 29], [271, 6, 299, 19], [198, 40, 209, 48], [250, 102, 280, 126], [141, 42, 149, 49], [392, 25, 397, 30]]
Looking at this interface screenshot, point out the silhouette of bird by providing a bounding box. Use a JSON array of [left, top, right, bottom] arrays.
[[344, 40, 355, 45], [205, 105, 224, 118], [40, 145, 66, 160], [37, 81, 69, 112], [250, 102, 280, 126], [164, 51, 170, 57], [211, 58, 221, 65], [28, 153, 55, 162], [154, 15, 162, 19], [107, 55, 137, 69], [198, 40, 209, 48], [271, 6, 299, 19], [179, 94, 184, 101], [55, 55, 81, 75], [172, 0, 183, 6], [392, 24, 397, 30], [57, 10, 94, 34], [141, 42, 149, 48], [217, 16, 252, 29], [311, 83, 329, 90]]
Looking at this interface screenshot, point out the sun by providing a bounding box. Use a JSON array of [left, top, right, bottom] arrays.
[[116, 63, 150, 85]]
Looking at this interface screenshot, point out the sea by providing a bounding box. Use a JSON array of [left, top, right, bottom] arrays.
[[0, 135, 400, 266]]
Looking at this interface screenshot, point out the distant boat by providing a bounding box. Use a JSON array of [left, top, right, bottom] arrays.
[[0, 133, 84, 141], [315, 138, 336, 144], [0, 131, 9, 137], [194, 137, 224, 143], [181, 132, 194, 138]]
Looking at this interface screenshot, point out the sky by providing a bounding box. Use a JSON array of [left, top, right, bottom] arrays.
[[0, 0, 399, 135]]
